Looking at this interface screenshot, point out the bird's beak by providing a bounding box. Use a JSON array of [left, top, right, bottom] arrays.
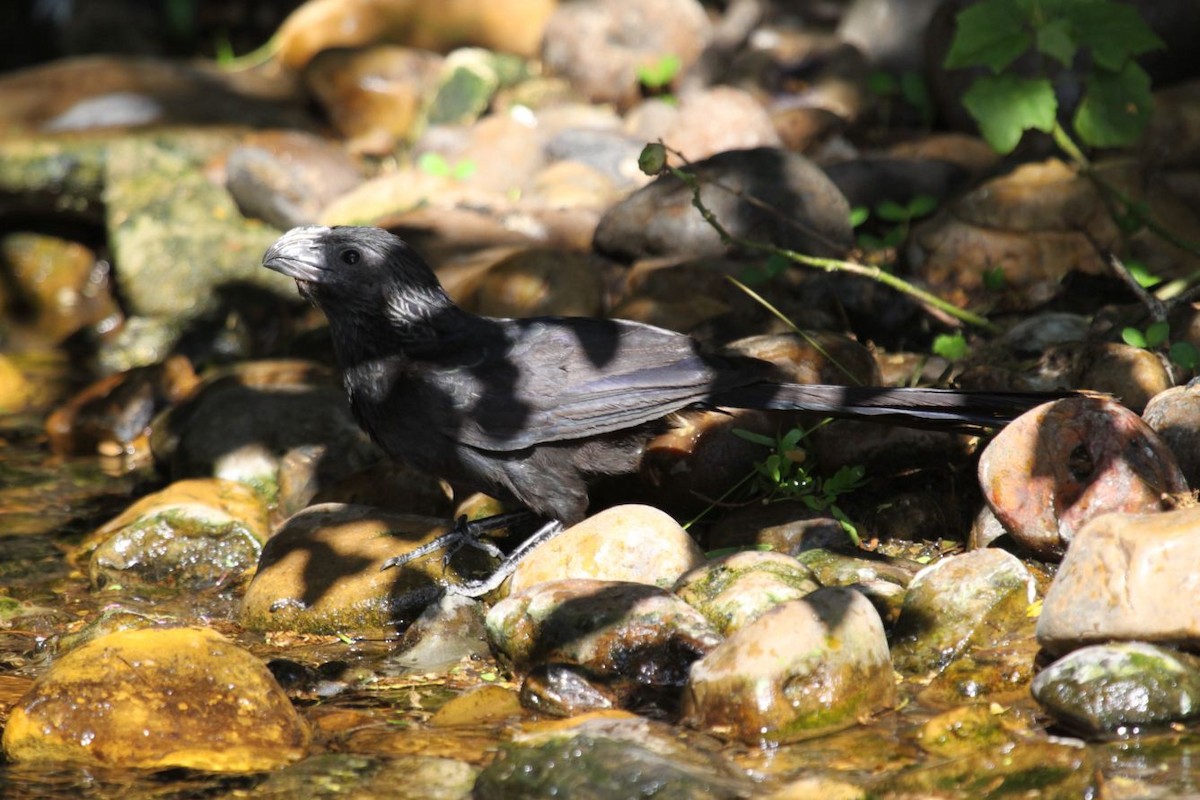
[[263, 226, 332, 283]]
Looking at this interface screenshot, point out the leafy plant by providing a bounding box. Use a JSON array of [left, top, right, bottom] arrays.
[[1121, 320, 1199, 371], [943, 0, 1164, 154], [417, 152, 477, 181], [733, 426, 867, 545], [637, 54, 683, 92], [867, 69, 935, 128], [932, 331, 972, 361], [853, 194, 938, 253]]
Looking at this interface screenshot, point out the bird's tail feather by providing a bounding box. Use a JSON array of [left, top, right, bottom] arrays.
[[716, 384, 1067, 431]]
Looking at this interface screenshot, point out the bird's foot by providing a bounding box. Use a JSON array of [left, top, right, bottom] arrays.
[[380, 510, 536, 572], [444, 519, 565, 598]]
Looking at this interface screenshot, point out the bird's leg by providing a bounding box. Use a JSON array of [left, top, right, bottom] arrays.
[[380, 509, 538, 571], [444, 518, 565, 598]]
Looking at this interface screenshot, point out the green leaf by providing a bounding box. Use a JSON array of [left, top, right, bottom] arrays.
[[849, 206, 870, 227], [867, 71, 900, 96], [1073, 62, 1154, 148], [732, 428, 776, 448], [452, 159, 477, 181], [963, 74, 1057, 153], [1064, 1, 1164, 71], [906, 194, 938, 218], [932, 331, 971, 361], [983, 266, 1007, 290], [1144, 320, 1170, 348], [1126, 259, 1160, 288], [636, 54, 682, 90], [417, 152, 450, 177], [876, 200, 910, 223], [1121, 326, 1147, 348], [1035, 18, 1077, 66], [900, 72, 934, 124], [944, 0, 1032, 72], [1170, 342, 1199, 371]]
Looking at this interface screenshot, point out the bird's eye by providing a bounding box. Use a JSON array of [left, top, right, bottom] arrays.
[[340, 248, 361, 265]]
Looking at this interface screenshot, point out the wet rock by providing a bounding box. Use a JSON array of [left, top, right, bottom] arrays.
[[595, 148, 854, 262], [1142, 383, 1200, 487], [0, 232, 118, 340], [1032, 642, 1200, 736], [683, 587, 895, 745], [915, 704, 1024, 759], [675, 550, 820, 635], [223, 130, 363, 229], [428, 684, 523, 727], [45, 354, 198, 457], [979, 395, 1188, 559], [384, 593, 490, 674], [0, 136, 107, 222], [508, 504, 706, 594], [879, 737, 1096, 798], [795, 547, 916, 624], [0, 355, 37, 413], [1, 626, 308, 771], [247, 753, 478, 800], [104, 135, 287, 318], [0, 55, 312, 135], [541, 0, 711, 108], [626, 87, 782, 164], [457, 247, 608, 318], [1037, 505, 1200, 656], [239, 503, 496, 634], [304, 46, 443, 154], [487, 579, 721, 688], [275, 0, 555, 70], [890, 549, 1037, 675], [78, 477, 269, 592], [518, 664, 620, 717], [150, 360, 380, 505]]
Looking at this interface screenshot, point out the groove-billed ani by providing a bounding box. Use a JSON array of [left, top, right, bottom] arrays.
[[264, 226, 1056, 588]]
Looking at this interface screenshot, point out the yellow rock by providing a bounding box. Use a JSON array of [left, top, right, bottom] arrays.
[[3, 626, 308, 771]]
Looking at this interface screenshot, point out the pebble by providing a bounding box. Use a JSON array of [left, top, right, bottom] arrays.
[[1032, 641, 1200, 736], [979, 395, 1188, 558], [2, 626, 308, 771], [507, 504, 706, 593], [540, 0, 711, 108], [594, 147, 854, 261], [1037, 504, 1200, 655], [487, 578, 721, 688], [675, 550, 820, 635], [1142, 383, 1200, 487], [683, 587, 895, 745], [890, 549, 1037, 675], [239, 503, 497, 634], [79, 477, 269, 591]]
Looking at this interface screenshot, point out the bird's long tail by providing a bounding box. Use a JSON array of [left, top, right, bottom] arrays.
[[714, 384, 1067, 431]]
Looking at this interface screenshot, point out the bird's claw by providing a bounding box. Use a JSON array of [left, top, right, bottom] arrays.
[[380, 515, 506, 572]]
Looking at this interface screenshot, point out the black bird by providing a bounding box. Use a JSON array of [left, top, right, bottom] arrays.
[[263, 226, 1055, 593]]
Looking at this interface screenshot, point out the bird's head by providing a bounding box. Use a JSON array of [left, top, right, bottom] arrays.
[[263, 225, 453, 329]]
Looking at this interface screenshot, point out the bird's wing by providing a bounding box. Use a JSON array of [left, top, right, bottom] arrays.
[[422, 317, 752, 451]]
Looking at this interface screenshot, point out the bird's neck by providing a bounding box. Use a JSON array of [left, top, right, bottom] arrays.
[[325, 285, 480, 365]]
